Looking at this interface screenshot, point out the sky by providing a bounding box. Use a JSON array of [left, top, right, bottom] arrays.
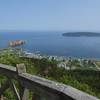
[[0, 0, 100, 31]]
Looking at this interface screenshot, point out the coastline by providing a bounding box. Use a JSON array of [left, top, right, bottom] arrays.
[[1, 47, 100, 60]]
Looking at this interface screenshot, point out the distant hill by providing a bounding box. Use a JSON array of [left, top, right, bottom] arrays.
[[62, 32, 100, 37]]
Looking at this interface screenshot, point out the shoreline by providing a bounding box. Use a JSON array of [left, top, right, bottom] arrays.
[[1, 48, 100, 60], [22, 49, 100, 61]]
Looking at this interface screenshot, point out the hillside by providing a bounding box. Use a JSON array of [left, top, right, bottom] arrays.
[[0, 48, 100, 99]]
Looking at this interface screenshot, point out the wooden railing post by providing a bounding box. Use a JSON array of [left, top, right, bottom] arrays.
[[16, 64, 26, 74], [16, 64, 29, 100]]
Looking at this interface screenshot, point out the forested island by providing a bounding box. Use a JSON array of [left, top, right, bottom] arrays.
[[62, 32, 100, 37]]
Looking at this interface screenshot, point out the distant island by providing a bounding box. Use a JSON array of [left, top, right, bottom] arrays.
[[8, 40, 25, 47], [62, 32, 100, 37]]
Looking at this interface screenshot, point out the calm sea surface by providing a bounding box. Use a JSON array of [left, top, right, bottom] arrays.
[[0, 31, 100, 59]]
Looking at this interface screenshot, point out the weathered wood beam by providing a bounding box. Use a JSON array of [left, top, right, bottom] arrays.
[[0, 64, 16, 79], [16, 64, 29, 100], [0, 95, 4, 100], [16, 64, 26, 74], [19, 73, 99, 100], [21, 88, 29, 100], [10, 80, 21, 100]]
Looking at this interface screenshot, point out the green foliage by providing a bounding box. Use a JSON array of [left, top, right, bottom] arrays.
[[0, 48, 100, 99]]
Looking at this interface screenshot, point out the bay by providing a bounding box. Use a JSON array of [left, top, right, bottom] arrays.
[[0, 31, 100, 59]]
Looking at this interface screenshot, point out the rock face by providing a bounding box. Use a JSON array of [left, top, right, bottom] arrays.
[[9, 40, 25, 47]]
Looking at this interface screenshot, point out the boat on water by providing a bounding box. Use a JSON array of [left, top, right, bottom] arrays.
[[9, 40, 25, 47]]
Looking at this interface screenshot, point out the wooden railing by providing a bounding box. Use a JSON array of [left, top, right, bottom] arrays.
[[0, 63, 99, 100]]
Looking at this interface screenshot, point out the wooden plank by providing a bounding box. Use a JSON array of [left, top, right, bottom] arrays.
[[62, 86, 98, 100], [0, 95, 4, 100], [19, 73, 99, 100], [16, 64, 26, 74], [0, 64, 16, 78], [10, 80, 21, 100], [16, 64, 29, 100], [21, 88, 29, 100]]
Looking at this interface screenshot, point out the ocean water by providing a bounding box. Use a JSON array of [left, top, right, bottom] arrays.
[[0, 31, 100, 59]]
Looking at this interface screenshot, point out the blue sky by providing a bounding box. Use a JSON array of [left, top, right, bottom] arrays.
[[0, 0, 100, 31]]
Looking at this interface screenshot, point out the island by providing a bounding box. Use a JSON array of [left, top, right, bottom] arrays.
[[8, 40, 25, 47], [62, 32, 100, 37]]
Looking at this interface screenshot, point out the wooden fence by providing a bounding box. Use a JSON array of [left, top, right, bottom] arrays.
[[0, 64, 99, 100]]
